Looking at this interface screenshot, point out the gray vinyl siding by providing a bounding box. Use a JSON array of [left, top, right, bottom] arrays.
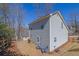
[[29, 18, 50, 51]]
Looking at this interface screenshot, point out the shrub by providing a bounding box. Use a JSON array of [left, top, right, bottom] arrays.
[[0, 23, 15, 52]]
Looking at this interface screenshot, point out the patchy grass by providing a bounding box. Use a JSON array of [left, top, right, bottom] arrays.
[[62, 41, 79, 56], [68, 42, 79, 52], [68, 48, 79, 52]]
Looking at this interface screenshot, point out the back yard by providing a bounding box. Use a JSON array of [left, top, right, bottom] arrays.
[[5, 37, 79, 56]]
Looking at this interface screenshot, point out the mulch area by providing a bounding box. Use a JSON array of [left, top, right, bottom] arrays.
[[6, 41, 23, 56]]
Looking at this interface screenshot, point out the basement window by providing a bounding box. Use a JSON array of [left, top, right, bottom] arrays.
[[30, 28, 32, 30], [41, 25, 44, 29]]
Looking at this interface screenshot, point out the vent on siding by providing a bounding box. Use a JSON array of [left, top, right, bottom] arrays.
[[54, 37, 57, 42], [37, 36, 40, 42]]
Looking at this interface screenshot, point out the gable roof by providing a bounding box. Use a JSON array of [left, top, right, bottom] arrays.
[[29, 11, 69, 31], [29, 15, 50, 26], [55, 11, 69, 31]]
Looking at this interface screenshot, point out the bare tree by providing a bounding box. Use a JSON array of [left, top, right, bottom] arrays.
[[0, 4, 10, 26], [33, 3, 42, 18], [44, 3, 54, 15], [0, 4, 25, 40], [69, 13, 79, 35], [33, 3, 54, 19], [15, 4, 24, 40]]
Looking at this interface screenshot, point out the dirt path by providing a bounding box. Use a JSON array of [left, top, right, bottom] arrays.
[[15, 39, 73, 56], [16, 40, 43, 56]]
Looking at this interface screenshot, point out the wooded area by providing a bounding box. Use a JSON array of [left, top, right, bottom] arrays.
[[0, 4, 26, 55]]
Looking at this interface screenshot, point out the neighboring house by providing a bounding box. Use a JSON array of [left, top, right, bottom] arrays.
[[15, 26, 29, 40], [29, 11, 68, 52], [20, 27, 29, 37], [20, 27, 29, 40]]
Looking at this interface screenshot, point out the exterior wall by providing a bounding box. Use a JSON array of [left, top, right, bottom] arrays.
[[29, 12, 68, 52], [29, 19, 50, 51], [49, 13, 68, 51]]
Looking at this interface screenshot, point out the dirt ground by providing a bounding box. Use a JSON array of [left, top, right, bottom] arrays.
[[6, 41, 22, 56], [7, 37, 79, 56], [15, 40, 72, 56]]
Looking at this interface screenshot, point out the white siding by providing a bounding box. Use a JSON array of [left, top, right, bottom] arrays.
[[49, 13, 68, 51]]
